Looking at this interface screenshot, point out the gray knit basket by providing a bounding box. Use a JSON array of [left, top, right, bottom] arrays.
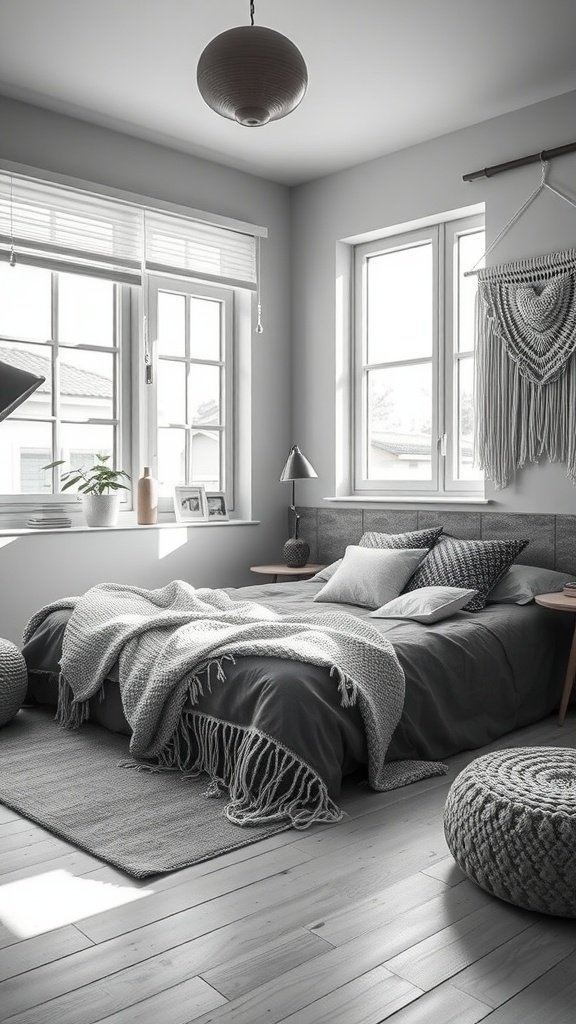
[[444, 747, 576, 917], [0, 639, 28, 727]]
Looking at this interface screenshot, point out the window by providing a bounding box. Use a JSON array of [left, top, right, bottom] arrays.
[[0, 169, 262, 522], [0, 263, 130, 497], [148, 278, 234, 504], [353, 214, 485, 496]]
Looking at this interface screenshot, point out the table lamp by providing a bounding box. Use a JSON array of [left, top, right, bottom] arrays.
[[0, 360, 46, 421], [279, 444, 317, 567]]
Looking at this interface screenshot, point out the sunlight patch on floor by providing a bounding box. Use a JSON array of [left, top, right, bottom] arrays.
[[0, 869, 152, 938]]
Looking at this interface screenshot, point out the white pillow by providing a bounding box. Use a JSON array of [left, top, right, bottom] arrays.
[[313, 546, 426, 609], [488, 564, 575, 605], [370, 586, 477, 623]]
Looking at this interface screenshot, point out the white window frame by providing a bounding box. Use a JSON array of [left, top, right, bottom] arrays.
[[443, 215, 485, 493], [353, 213, 484, 498], [147, 276, 235, 511], [0, 266, 132, 509]]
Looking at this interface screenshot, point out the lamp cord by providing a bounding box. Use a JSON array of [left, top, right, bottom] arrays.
[[250, 1, 255, 26]]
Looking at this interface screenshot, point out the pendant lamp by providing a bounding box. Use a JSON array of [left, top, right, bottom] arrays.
[[197, 1, 308, 127]]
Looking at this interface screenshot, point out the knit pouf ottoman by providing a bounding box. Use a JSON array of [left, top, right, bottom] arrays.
[[444, 747, 576, 917], [0, 638, 28, 727]]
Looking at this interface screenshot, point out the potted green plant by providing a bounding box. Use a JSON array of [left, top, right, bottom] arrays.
[[43, 455, 130, 528]]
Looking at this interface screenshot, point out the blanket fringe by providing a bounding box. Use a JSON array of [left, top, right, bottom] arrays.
[[186, 654, 237, 706], [145, 711, 344, 830], [331, 665, 358, 708], [56, 674, 91, 729]]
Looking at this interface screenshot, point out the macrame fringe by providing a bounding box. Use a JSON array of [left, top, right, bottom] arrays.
[[475, 292, 576, 488], [125, 710, 344, 830]]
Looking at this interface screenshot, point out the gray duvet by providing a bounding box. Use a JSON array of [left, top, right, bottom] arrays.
[[22, 580, 572, 800]]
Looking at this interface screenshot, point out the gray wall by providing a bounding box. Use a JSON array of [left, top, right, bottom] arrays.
[[3, 88, 576, 642], [0, 95, 292, 642], [291, 89, 576, 513]]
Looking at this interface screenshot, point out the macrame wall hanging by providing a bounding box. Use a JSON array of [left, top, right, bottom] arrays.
[[470, 160, 576, 488]]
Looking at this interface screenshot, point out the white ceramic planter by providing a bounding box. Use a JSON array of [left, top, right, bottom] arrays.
[[82, 493, 120, 528]]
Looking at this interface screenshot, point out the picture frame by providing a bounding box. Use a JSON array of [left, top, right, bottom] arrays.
[[173, 485, 208, 521], [205, 490, 229, 521]]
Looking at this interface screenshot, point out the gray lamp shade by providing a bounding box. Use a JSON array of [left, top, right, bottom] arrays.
[[197, 26, 308, 127], [279, 445, 317, 482], [0, 360, 46, 422]]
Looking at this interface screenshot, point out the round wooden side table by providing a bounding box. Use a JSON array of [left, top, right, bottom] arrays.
[[535, 591, 576, 724], [249, 564, 324, 584]]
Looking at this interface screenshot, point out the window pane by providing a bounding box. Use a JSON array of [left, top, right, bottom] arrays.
[[367, 243, 433, 363], [157, 359, 186, 423], [456, 357, 482, 481], [158, 427, 186, 495], [0, 341, 52, 418], [59, 349, 114, 420], [191, 429, 221, 490], [367, 364, 433, 481], [157, 291, 186, 357], [457, 230, 485, 352], [59, 274, 114, 347], [59, 423, 115, 490], [0, 263, 52, 340], [189, 364, 220, 425], [0, 419, 52, 493], [190, 297, 220, 361]]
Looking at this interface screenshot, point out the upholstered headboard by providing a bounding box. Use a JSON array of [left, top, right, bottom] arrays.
[[296, 507, 576, 575]]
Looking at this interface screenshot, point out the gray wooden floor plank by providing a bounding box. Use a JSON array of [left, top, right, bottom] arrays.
[[476, 952, 576, 1023], [384, 902, 537, 990], [93, 976, 227, 1024], [451, 919, 576, 1008], [277, 963, 421, 1024], [200, 928, 333, 1000], [378, 981, 490, 1024]]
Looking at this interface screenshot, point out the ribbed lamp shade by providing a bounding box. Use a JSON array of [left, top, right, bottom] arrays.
[[197, 26, 308, 127]]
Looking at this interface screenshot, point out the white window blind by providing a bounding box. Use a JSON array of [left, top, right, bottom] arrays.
[[0, 173, 142, 284], [144, 210, 257, 290], [0, 171, 260, 291]]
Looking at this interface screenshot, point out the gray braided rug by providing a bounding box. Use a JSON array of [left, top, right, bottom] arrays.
[[0, 709, 287, 877], [444, 746, 576, 917]]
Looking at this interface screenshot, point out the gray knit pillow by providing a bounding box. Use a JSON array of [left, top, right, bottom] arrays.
[[403, 536, 529, 611], [359, 527, 443, 551], [314, 546, 426, 609]]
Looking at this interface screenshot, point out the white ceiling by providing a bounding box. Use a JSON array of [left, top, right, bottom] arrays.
[[0, 0, 575, 186]]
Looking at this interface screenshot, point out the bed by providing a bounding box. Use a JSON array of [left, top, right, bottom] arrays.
[[22, 577, 572, 818]]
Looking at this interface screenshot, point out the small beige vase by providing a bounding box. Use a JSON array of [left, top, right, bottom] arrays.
[[137, 467, 158, 525]]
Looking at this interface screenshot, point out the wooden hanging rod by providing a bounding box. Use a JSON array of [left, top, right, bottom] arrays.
[[463, 141, 576, 182]]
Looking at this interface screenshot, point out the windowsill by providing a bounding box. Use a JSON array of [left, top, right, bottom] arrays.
[[0, 519, 260, 538], [323, 495, 490, 505]]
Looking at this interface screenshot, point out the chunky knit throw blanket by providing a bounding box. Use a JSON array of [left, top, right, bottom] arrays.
[[24, 581, 446, 828]]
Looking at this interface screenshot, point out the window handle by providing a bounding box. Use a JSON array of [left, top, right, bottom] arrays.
[[439, 433, 448, 457]]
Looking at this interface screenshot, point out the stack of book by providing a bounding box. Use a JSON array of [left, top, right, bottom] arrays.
[[26, 504, 73, 530]]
